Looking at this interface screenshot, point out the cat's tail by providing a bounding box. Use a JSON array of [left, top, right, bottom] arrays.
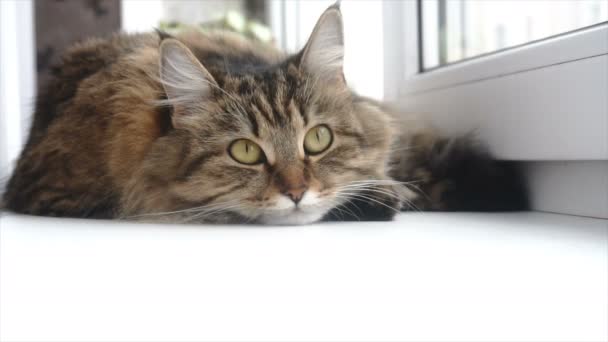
[[389, 130, 529, 212]]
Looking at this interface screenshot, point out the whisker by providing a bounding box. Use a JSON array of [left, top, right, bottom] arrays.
[[336, 191, 401, 213], [324, 196, 362, 221], [181, 203, 246, 223], [125, 198, 242, 220]]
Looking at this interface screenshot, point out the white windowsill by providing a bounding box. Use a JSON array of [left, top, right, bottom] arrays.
[[1, 211, 606, 342]]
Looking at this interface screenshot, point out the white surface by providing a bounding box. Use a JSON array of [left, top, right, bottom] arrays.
[[398, 53, 608, 161], [525, 161, 608, 219], [397, 23, 608, 161], [0, 0, 35, 180], [272, 0, 385, 100], [1, 212, 607, 342], [398, 54, 608, 161], [382, 0, 418, 101]]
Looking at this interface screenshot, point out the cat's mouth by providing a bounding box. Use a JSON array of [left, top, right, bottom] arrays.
[[253, 191, 332, 225]]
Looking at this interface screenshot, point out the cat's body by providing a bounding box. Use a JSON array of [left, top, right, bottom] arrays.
[[2, 6, 527, 224]]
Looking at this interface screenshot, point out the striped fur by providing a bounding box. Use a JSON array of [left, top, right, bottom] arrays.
[[2, 5, 527, 224]]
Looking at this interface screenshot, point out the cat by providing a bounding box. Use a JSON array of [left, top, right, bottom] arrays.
[[1, 4, 527, 225]]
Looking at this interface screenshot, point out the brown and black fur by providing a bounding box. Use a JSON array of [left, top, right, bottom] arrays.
[[2, 5, 527, 223], [388, 133, 528, 212], [4, 32, 289, 219]]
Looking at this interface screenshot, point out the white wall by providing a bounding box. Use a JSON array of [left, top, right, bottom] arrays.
[[268, 0, 384, 100], [0, 0, 35, 182]]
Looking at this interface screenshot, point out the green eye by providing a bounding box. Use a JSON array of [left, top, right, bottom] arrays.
[[229, 139, 264, 164], [304, 125, 333, 155]]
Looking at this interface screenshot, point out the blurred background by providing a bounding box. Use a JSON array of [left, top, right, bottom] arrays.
[[31, 0, 386, 98], [19, 0, 608, 99], [27, 0, 608, 96], [1, 0, 607, 182]]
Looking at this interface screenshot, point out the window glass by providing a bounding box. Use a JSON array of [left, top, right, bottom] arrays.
[[422, 0, 608, 70]]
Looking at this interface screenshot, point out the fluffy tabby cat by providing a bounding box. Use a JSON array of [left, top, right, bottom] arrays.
[[2, 5, 527, 224]]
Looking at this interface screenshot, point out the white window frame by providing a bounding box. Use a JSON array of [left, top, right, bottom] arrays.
[[384, 1, 608, 218]]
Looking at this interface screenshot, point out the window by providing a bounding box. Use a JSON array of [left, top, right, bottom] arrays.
[[421, 0, 608, 69], [391, 0, 608, 218]]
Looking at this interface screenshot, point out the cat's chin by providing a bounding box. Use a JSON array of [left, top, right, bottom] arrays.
[[258, 208, 327, 225]]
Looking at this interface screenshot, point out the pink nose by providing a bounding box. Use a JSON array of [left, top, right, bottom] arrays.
[[283, 187, 306, 204]]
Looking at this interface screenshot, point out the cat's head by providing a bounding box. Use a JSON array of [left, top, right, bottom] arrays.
[[145, 5, 395, 224]]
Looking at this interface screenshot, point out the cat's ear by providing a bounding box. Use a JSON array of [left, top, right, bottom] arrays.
[[299, 4, 345, 85], [159, 39, 217, 118]]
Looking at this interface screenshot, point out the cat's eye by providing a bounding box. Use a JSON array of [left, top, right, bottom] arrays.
[[229, 139, 264, 164], [304, 125, 333, 155]]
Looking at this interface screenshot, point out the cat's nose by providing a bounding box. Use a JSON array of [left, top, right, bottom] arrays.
[[283, 187, 307, 205], [276, 167, 309, 205]]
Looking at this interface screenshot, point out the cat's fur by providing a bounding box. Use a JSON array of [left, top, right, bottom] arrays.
[[2, 5, 528, 224]]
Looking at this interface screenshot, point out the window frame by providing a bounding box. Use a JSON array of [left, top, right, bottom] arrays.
[[385, 1, 608, 218], [403, 23, 608, 99], [390, 2, 608, 161]]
